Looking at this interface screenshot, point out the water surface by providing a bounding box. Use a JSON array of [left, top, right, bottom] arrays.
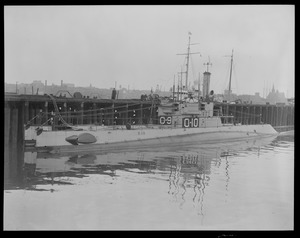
[[4, 135, 294, 230]]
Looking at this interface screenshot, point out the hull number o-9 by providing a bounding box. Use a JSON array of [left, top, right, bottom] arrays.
[[159, 116, 172, 125], [183, 117, 201, 128]]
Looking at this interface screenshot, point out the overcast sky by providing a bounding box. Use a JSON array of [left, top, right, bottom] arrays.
[[4, 5, 295, 97]]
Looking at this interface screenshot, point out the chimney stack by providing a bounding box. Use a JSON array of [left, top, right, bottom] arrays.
[[202, 71, 211, 99]]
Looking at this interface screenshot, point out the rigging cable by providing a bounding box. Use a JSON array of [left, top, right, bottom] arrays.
[[47, 94, 81, 130]]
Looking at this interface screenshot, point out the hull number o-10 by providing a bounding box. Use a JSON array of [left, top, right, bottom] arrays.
[[159, 116, 172, 125], [183, 117, 201, 128]]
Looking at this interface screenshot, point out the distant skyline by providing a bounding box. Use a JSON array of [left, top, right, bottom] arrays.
[[5, 78, 291, 99], [4, 5, 295, 97]]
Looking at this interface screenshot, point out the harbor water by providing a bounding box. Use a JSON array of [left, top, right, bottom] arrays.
[[4, 134, 294, 230]]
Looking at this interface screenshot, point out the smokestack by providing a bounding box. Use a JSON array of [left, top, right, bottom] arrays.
[[61, 80, 63, 87], [202, 71, 211, 99]]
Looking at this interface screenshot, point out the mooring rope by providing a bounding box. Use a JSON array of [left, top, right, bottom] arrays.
[[47, 94, 81, 130]]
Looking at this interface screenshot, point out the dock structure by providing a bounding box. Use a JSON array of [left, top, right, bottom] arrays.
[[214, 102, 294, 132], [4, 93, 294, 182], [4, 94, 295, 129], [5, 94, 159, 127], [4, 98, 25, 183]]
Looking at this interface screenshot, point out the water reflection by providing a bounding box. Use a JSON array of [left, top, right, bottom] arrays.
[[5, 135, 289, 205], [162, 153, 210, 208], [67, 154, 97, 165], [6, 135, 280, 192], [4, 133, 294, 230]]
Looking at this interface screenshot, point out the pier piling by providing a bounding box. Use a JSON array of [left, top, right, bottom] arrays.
[[4, 101, 25, 183]]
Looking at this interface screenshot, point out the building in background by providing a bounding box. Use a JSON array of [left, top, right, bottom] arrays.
[[265, 84, 287, 105]]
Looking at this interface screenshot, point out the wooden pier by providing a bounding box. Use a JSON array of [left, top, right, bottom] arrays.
[[6, 94, 158, 127], [4, 98, 25, 182], [214, 102, 294, 132], [4, 93, 294, 182]]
